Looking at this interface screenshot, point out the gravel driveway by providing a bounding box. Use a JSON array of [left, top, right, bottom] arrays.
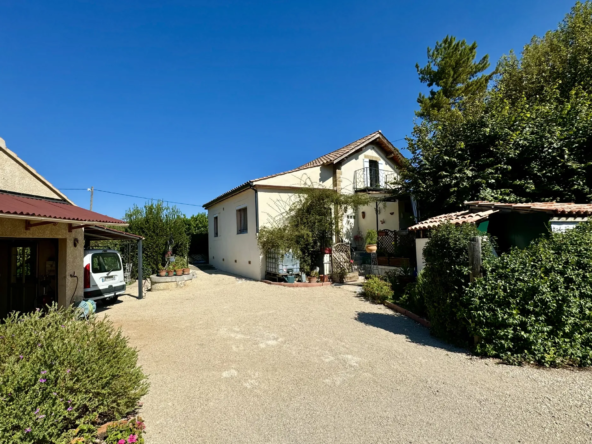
[[103, 267, 592, 443]]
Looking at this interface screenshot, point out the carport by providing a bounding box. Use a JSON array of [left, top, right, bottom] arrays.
[[83, 225, 145, 299]]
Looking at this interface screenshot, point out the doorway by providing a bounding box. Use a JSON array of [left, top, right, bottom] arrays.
[[0, 239, 58, 320]]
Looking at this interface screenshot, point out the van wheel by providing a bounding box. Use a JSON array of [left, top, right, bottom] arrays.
[[107, 296, 119, 305]]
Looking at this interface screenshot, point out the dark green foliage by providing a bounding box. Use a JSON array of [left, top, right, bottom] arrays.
[[0, 306, 149, 443], [401, 2, 592, 218], [184, 213, 208, 236], [257, 188, 371, 272], [386, 267, 427, 318], [416, 35, 494, 120], [365, 229, 378, 245], [363, 276, 393, 303], [464, 222, 592, 367], [421, 223, 495, 345], [124, 202, 189, 277]]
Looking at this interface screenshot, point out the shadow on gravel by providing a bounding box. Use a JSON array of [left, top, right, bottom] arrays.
[[355, 311, 467, 354]]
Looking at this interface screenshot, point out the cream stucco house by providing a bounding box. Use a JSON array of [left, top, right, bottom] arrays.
[[203, 131, 409, 280]]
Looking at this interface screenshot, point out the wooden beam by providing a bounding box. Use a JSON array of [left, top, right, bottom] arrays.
[[68, 224, 89, 232], [25, 220, 57, 230]]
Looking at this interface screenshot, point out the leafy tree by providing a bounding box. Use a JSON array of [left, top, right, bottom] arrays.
[[400, 2, 592, 219], [124, 201, 189, 276], [415, 35, 494, 120], [184, 213, 208, 236]]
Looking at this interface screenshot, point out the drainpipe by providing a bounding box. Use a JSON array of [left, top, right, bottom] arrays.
[[250, 184, 259, 233], [375, 201, 379, 233]]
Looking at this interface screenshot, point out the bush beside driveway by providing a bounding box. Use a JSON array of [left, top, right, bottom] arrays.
[[104, 268, 592, 443]]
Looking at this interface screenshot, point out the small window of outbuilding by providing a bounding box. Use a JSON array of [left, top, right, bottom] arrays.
[[214, 216, 219, 237], [236, 207, 248, 234]]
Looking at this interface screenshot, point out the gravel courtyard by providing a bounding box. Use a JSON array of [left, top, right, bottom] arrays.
[[103, 268, 592, 443]]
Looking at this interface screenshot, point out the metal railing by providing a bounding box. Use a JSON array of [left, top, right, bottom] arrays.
[[353, 167, 396, 191]]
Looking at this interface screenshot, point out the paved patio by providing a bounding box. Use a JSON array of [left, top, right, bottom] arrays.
[[103, 267, 592, 443]]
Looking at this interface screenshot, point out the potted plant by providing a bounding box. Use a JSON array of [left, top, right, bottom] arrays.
[[166, 263, 174, 277], [307, 270, 318, 283], [319, 274, 330, 283], [157, 263, 166, 277], [365, 229, 378, 253]]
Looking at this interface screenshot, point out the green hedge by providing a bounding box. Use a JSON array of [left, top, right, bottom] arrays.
[[363, 276, 393, 303], [421, 223, 495, 345], [464, 222, 592, 366], [0, 307, 149, 443]]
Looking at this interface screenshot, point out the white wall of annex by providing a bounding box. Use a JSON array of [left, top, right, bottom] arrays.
[[207, 189, 261, 280]]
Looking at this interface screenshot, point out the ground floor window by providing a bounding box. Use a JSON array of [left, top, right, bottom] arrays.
[[214, 216, 219, 237], [236, 207, 248, 234]]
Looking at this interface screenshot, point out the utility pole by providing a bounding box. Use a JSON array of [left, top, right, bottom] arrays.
[[87, 187, 94, 211]]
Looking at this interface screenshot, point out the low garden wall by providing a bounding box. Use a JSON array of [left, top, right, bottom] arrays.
[[149, 273, 195, 291]]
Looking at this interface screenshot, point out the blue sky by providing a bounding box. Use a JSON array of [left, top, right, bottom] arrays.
[[0, 0, 575, 218]]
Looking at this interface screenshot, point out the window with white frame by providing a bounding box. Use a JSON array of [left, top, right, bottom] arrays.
[[236, 207, 248, 234], [214, 216, 219, 237]]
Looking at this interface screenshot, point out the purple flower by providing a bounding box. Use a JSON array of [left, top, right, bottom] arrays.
[[25, 428, 31, 433], [38, 378, 46, 383], [66, 369, 71, 373], [67, 407, 73, 411], [37, 415, 45, 419], [52, 392, 57, 396], [37, 344, 42, 347], [34, 408, 40, 415], [67, 400, 72, 403], [19, 355, 23, 359], [40, 370, 47, 374], [61, 325, 65, 328]]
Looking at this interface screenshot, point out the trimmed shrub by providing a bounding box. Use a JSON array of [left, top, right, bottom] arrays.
[[464, 222, 592, 366], [421, 223, 495, 345], [391, 271, 428, 319], [365, 229, 378, 245], [0, 306, 149, 443], [363, 276, 393, 303]]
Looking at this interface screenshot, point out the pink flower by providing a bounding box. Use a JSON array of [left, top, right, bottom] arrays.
[[25, 428, 31, 433], [127, 434, 138, 443], [66, 369, 71, 373], [67, 407, 73, 411], [40, 370, 47, 374], [118, 440, 126, 444], [38, 378, 46, 383]]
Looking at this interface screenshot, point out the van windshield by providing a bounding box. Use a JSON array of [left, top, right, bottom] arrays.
[[91, 253, 122, 274]]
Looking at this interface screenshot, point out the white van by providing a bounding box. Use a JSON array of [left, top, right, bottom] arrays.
[[83, 249, 125, 303]]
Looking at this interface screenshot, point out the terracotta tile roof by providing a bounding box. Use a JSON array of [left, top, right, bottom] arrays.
[[465, 201, 592, 216], [203, 131, 405, 208], [408, 210, 497, 231], [0, 192, 126, 225]]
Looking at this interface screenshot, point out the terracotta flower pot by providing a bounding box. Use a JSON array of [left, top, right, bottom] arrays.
[[183, 268, 191, 275], [175, 268, 183, 276], [320, 275, 330, 283], [167, 270, 174, 277], [365, 244, 377, 253], [307, 276, 317, 283], [157, 270, 166, 277]]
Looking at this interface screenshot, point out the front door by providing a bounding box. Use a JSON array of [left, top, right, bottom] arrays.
[[9, 243, 38, 315]]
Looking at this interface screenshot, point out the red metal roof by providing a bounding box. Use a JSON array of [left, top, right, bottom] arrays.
[[0, 193, 126, 225], [465, 201, 592, 216]]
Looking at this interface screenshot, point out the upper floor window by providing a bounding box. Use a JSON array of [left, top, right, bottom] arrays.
[[214, 216, 219, 237], [236, 207, 248, 234]]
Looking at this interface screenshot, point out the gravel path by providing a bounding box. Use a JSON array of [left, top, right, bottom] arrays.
[[103, 267, 592, 443]]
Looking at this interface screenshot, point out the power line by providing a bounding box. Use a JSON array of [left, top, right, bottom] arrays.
[[59, 188, 202, 207]]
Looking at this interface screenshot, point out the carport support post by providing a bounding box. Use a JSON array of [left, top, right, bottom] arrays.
[[137, 239, 143, 299]]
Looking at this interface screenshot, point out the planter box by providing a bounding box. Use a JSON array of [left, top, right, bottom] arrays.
[[389, 257, 410, 267], [377, 257, 389, 266]]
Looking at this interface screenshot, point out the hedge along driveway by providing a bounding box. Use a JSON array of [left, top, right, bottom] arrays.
[[104, 268, 592, 443]]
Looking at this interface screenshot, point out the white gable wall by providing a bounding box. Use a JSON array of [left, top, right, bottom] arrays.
[[338, 144, 400, 195], [207, 189, 261, 280], [255, 165, 333, 188]]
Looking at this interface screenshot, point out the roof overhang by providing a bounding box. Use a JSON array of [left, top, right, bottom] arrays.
[[84, 225, 142, 241], [0, 192, 127, 226], [331, 132, 406, 168], [203, 182, 253, 209]]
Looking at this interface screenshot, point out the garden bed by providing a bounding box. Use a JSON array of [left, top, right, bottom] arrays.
[[262, 280, 333, 288]]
